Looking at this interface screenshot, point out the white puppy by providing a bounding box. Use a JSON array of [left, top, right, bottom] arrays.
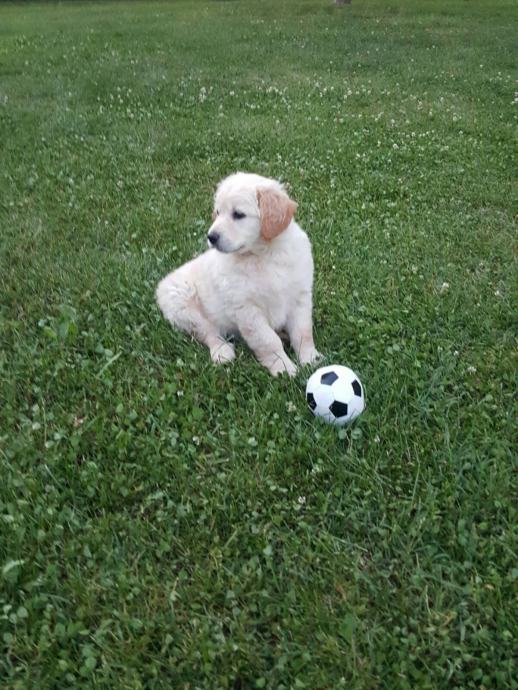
[[156, 172, 320, 376]]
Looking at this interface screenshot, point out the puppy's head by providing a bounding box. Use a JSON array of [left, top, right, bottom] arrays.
[[207, 173, 297, 254]]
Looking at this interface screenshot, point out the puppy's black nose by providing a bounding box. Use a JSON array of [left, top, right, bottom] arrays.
[[208, 232, 220, 246]]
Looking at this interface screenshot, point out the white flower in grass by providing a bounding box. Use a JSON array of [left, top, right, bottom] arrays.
[[297, 496, 306, 505], [440, 282, 450, 293], [467, 366, 477, 374]]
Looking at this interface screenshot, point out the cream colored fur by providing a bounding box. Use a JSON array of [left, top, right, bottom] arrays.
[[156, 172, 320, 376]]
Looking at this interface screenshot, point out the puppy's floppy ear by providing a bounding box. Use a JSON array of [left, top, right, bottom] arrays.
[[257, 188, 298, 241]]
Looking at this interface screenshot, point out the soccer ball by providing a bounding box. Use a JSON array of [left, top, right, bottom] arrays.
[[306, 365, 365, 426]]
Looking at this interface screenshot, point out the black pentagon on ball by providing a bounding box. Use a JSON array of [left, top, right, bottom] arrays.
[[306, 392, 317, 411], [321, 371, 338, 386], [351, 379, 362, 397], [329, 400, 348, 418]]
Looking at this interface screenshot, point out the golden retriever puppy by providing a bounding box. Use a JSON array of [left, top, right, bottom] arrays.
[[156, 172, 320, 376]]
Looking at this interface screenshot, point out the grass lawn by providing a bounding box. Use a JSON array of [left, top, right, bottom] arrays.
[[1, 0, 517, 688]]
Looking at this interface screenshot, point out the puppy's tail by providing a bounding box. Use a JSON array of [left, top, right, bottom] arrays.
[[156, 275, 198, 332]]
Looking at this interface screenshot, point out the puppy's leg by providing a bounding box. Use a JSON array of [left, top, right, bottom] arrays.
[[287, 296, 321, 365], [237, 309, 297, 377], [156, 276, 235, 364]]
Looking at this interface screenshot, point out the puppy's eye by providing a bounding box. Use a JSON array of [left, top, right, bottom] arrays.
[[232, 210, 246, 220]]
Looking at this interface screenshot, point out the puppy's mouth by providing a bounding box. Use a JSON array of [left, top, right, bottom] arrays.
[[208, 240, 246, 254]]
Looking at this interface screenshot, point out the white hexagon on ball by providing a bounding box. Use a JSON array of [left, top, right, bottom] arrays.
[[306, 365, 365, 426]]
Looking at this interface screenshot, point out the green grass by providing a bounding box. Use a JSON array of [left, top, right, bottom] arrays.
[[1, 0, 517, 688]]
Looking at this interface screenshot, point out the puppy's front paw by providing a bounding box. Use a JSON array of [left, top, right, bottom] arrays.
[[299, 348, 322, 365], [269, 356, 297, 378], [210, 342, 235, 365]]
